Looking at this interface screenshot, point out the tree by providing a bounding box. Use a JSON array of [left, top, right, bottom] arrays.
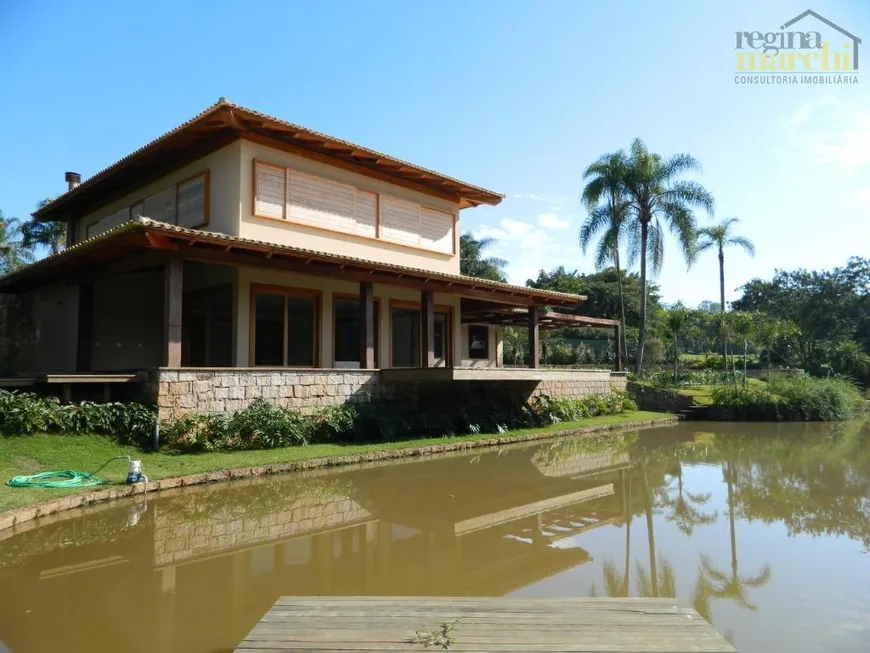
[[580, 151, 633, 367], [0, 210, 34, 274], [729, 312, 754, 386], [662, 307, 688, 382], [21, 198, 65, 256], [734, 258, 870, 379], [527, 267, 661, 328], [459, 233, 507, 282], [696, 218, 756, 370], [621, 139, 714, 373]]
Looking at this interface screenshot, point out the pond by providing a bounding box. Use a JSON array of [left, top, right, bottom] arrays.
[[1, 419, 869, 653]]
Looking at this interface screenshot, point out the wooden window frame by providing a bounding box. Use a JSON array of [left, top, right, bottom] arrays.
[[388, 299, 453, 368], [332, 292, 382, 367], [249, 283, 322, 368], [252, 159, 287, 220], [251, 158, 457, 257], [174, 170, 211, 229], [85, 169, 210, 240]]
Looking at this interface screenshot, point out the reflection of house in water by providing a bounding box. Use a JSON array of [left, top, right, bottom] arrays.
[[0, 444, 632, 653]]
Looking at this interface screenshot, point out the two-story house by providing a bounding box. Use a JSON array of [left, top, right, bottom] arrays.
[[0, 100, 623, 418]]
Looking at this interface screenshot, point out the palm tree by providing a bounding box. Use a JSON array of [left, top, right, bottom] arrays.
[[729, 312, 754, 387], [459, 233, 508, 282], [696, 218, 755, 369], [580, 151, 633, 366], [21, 198, 66, 256], [622, 139, 714, 373], [663, 307, 688, 383], [0, 210, 34, 274]]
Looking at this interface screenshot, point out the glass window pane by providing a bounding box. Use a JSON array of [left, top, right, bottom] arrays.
[[334, 297, 380, 364], [334, 298, 360, 363], [391, 308, 420, 368], [469, 325, 489, 360], [287, 296, 316, 366], [434, 313, 447, 361], [254, 293, 285, 365]]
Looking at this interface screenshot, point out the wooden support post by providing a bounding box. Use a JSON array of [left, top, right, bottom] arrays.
[[528, 308, 540, 369], [615, 324, 623, 372], [421, 289, 435, 368], [76, 282, 94, 372], [163, 258, 183, 367], [359, 282, 375, 369]]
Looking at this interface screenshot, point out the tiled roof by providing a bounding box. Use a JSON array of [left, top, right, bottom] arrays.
[[34, 99, 503, 221], [0, 217, 585, 307]]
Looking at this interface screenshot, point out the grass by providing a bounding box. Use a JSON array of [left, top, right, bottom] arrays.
[[0, 410, 669, 513], [673, 379, 768, 405]]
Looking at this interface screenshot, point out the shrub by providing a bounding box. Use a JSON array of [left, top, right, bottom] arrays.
[[636, 369, 740, 388], [0, 390, 156, 445], [710, 375, 866, 421]]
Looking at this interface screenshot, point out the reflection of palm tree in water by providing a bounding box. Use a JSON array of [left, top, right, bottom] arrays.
[[663, 447, 718, 536], [700, 458, 772, 610]]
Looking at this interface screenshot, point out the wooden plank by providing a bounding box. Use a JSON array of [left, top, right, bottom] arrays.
[[359, 282, 375, 369], [528, 308, 540, 369], [421, 290, 435, 368], [164, 258, 183, 367], [237, 597, 736, 653]]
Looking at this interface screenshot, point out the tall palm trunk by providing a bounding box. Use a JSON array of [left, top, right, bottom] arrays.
[[636, 220, 649, 374], [719, 247, 727, 371], [614, 249, 628, 368]]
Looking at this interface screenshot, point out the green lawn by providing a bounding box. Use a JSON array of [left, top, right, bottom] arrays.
[[0, 410, 670, 513], [673, 378, 768, 405]]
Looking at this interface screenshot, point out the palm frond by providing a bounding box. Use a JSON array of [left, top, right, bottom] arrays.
[[727, 235, 756, 256]]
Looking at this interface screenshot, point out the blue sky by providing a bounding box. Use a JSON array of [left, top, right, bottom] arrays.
[[1, 0, 868, 304]]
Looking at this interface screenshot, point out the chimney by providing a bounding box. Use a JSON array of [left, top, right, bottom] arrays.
[[65, 171, 81, 192]]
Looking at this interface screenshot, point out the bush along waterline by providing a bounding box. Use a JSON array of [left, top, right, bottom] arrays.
[[709, 376, 867, 421], [0, 389, 638, 453]]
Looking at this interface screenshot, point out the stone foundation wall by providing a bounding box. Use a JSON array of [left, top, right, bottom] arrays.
[[148, 368, 629, 421], [147, 369, 393, 421]]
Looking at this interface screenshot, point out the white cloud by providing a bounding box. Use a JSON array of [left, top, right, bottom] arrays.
[[786, 94, 870, 170], [536, 211, 571, 230], [787, 94, 838, 126], [512, 192, 568, 205]]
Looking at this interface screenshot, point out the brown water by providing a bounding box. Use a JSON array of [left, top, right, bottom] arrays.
[[1, 420, 869, 653]]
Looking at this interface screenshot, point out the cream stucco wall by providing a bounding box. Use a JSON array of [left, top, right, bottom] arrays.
[[234, 270, 503, 369], [76, 141, 243, 242], [237, 140, 462, 274]]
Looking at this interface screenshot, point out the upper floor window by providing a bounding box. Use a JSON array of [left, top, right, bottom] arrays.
[[252, 160, 456, 255], [86, 171, 210, 239]]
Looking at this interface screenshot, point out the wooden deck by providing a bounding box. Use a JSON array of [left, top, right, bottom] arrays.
[[235, 597, 736, 652]]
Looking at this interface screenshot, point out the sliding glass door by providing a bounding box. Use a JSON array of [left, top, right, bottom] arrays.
[[390, 305, 451, 367], [251, 286, 319, 366]]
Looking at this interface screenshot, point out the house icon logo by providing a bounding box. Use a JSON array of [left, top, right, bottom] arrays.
[[734, 9, 861, 85]]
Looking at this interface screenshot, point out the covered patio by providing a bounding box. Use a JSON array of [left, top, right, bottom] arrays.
[[0, 217, 622, 375]]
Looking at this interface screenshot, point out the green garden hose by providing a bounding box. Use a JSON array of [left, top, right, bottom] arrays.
[[5, 456, 134, 489], [6, 470, 103, 488]]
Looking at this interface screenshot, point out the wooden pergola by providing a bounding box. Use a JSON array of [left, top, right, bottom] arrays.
[[0, 218, 618, 371], [461, 299, 623, 371]]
